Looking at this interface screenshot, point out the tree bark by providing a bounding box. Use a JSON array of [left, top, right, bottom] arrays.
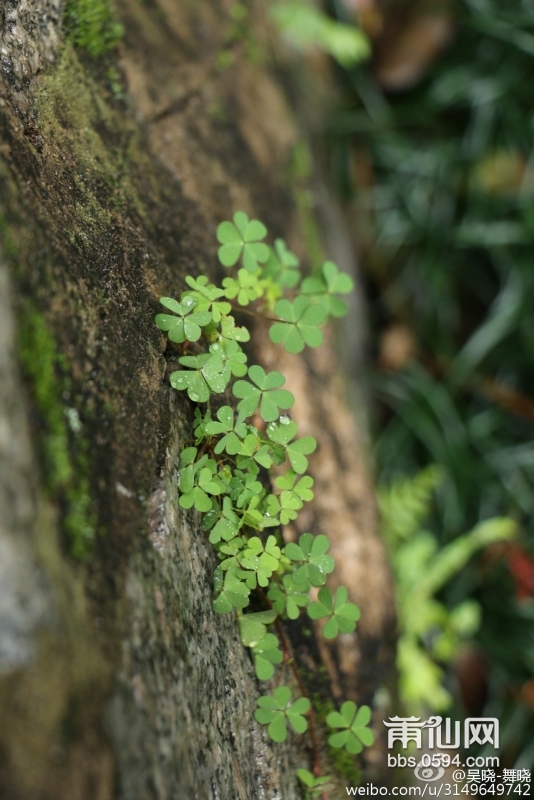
[[0, 1, 395, 798]]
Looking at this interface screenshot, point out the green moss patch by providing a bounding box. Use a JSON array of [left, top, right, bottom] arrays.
[[64, 0, 124, 58], [19, 309, 95, 558]]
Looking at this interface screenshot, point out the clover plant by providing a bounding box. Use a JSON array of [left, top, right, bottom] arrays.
[[156, 211, 371, 791]]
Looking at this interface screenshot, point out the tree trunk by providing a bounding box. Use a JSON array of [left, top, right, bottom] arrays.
[[0, 1, 395, 798]]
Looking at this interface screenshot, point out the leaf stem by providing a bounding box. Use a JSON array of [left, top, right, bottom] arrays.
[[257, 589, 327, 787], [230, 303, 279, 323]]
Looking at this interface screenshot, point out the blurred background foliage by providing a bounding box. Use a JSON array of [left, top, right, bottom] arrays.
[[273, 0, 534, 773], [325, 0, 534, 771]]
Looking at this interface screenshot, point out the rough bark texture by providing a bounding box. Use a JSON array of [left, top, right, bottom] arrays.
[[0, 1, 395, 798]]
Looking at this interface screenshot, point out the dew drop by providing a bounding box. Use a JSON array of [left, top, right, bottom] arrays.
[[279, 415, 290, 424]]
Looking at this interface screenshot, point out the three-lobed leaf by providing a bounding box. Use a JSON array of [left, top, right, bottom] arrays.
[[267, 574, 310, 619], [269, 295, 326, 353], [171, 353, 228, 402], [223, 268, 264, 305], [213, 566, 251, 614], [263, 238, 301, 288], [307, 585, 361, 638], [284, 533, 335, 587], [266, 420, 317, 473], [205, 405, 248, 455], [326, 701, 374, 754], [255, 686, 310, 741], [252, 632, 283, 680], [233, 365, 295, 422], [297, 770, 331, 798], [155, 295, 212, 343], [301, 260, 354, 318], [217, 211, 270, 272]]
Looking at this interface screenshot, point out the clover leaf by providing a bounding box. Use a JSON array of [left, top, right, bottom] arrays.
[[269, 295, 326, 353], [213, 565, 251, 614], [254, 686, 310, 741], [209, 339, 248, 380], [233, 365, 295, 422], [170, 353, 228, 402], [155, 295, 212, 343], [229, 468, 263, 508], [184, 274, 225, 301], [244, 535, 281, 569], [179, 460, 224, 513], [301, 260, 354, 318], [238, 535, 282, 586], [220, 314, 251, 342], [205, 406, 248, 455], [274, 470, 314, 519], [238, 431, 275, 470], [265, 491, 300, 525], [252, 632, 284, 680], [326, 701, 374, 754], [266, 419, 317, 473], [238, 609, 277, 647], [217, 211, 270, 272], [193, 408, 212, 441], [267, 574, 310, 619], [183, 275, 232, 323], [284, 533, 334, 586], [208, 496, 242, 544], [222, 268, 264, 306], [297, 770, 331, 799], [307, 586, 361, 638], [263, 238, 301, 288]]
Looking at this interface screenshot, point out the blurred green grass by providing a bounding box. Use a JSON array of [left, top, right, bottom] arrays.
[[325, 0, 534, 769]]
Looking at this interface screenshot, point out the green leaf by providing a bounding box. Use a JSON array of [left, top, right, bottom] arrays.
[[184, 274, 225, 301], [275, 470, 314, 498], [209, 339, 248, 378], [268, 574, 310, 619], [326, 701, 374, 753], [297, 769, 331, 796], [233, 365, 295, 422], [263, 238, 301, 288], [220, 315, 251, 343], [170, 353, 229, 402], [271, 3, 370, 67], [213, 567, 251, 614], [239, 535, 282, 586], [238, 609, 277, 647], [269, 295, 326, 353], [223, 268, 264, 306], [255, 686, 309, 740], [266, 420, 317, 473], [217, 212, 269, 272], [205, 406, 248, 455], [170, 368, 210, 403], [252, 632, 283, 679], [301, 260, 354, 318], [183, 276, 232, 323], [307, 585, 360, 638], [284, 532, 335, 587], [209, 496, 241, 544], [155, 295, 212, 343], [177, 451, 224, 511]]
